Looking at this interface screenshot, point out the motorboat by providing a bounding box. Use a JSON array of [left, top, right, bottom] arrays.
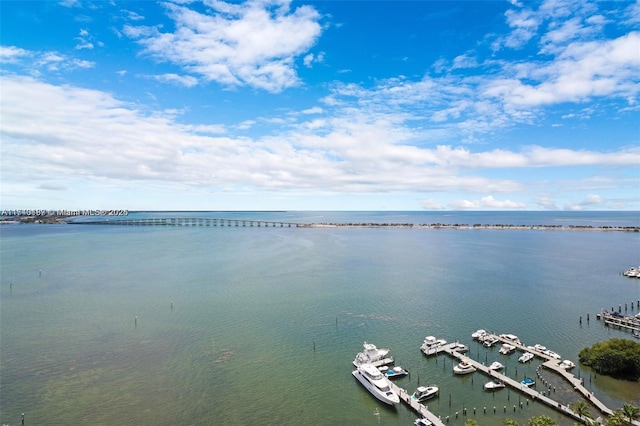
[[623, 267, 639, 277], [411, 385, 439, 402], [353, 342, 391, 366], [421, 336, 446, 355], [453, 359, 477, 375], [352, 363, 400, 406], [533, 344, 547, 353], [414, 419, 433, 426], [632, 330, 640, 339], [471, 329, 487, 339], [489, 361, 504, 371], [545, 350, 561, 360], [451, 342, 469, 353], [482, 335, 500, 347], [559, 360, 575, 370], [521, 377, 535, 387], [499, 343, 516, 355], [379, 365, 409, 379], [499, 334, 521, 344], [518, 352, 534, 363], [484, 379, 505, 391], [421, 336, 446, 349]]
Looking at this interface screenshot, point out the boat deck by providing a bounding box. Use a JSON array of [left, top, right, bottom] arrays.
[[353, 357, 394, 368]]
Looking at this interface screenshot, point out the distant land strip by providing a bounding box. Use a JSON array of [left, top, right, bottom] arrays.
[[301, 223, 640, 232], [1, 214, 639, 231]]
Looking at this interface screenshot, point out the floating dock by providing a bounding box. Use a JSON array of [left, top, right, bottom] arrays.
[[388, 382, 445, 426], [425, 338, 640, 425], [436, 343, 586, 423], [596, 310, 640, 333]]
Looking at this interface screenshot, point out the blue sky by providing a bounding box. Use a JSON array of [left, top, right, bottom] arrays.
[[1, 0, 639, 211]]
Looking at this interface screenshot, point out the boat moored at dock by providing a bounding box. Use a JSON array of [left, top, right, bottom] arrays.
[[450, 342, 469, 353], [379, 365, 409, 379], [411, 385, 439, 402], [453, 359, 477, 375], [521, 377, 535, 388], [499, 334, 521, 345], [353, 342, 392, 367], [484, 379, 505, 391], [489, 361, 504, 371], [518, 352, 534, 363], [499, 343, 516, 355], [352, 363, 400, 406], [482, 334, 500, 347], [471, 329, 487, 340], [559, 360, 575, 370]]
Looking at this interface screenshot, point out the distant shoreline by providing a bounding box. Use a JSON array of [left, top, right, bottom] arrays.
[[2, 214, 639, 231], [302, 223, 640, 232]]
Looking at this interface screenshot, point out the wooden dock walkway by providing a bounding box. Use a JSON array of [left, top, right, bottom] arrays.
[[432, 339, 640, 425], [388, 382, 445, 426], [438, 343, 588, 423], [541, 360, 613, 416]]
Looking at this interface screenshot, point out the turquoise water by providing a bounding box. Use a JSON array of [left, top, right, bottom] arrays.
[[1, 212, 639, 425]]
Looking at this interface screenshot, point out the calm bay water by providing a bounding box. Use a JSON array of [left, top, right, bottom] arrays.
[[1, 211, 639, 426]]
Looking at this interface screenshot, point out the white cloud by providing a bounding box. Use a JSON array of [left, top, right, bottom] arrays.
[[124, 0, 323, 93], [1, 46, 95, 72], [449, 195, 527, 210], [535, 196, 559, 210], [303, 51, 325, 67], [420, 199, 445, 210], [484, 32, 640, 108], [301, 106, 323, 115], [152, 73, 199, 87], [0, 45, 29, 63]]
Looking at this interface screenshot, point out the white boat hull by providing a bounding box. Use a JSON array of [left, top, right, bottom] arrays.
[[352, 369, 400, 406]]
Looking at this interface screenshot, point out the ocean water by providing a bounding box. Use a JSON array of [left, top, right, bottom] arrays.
[[1, 211, 639, 426]]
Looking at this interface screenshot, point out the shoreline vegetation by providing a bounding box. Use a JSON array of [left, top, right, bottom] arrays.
[[1, 213, 639, 231], [579, 338, 640, 382]]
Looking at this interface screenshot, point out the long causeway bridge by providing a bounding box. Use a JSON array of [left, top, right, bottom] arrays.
[[70, 217, 301, 227]]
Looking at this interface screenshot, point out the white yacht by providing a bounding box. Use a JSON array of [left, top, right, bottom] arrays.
[[352, 363, 400, 406], [421, 336, 446, 355], [453, 359, 477, 375], [499, 343, 516, 355], [471, 329, 487, 339], [518, 352, 534, 363], [489, 361, 504, 371], [353, 342, 390, 366], [500, 334, 521, 344], [484, 379, 505, 391], [414, 418, 433, 426], [451, 342, 469, 353], [421, 336, 446, 349], [482, 334, 500, 347], [545, 350, 561, 360], [559, 360, 575, 370], [411, 385, 439, 402], [532, 344, 547, 353]]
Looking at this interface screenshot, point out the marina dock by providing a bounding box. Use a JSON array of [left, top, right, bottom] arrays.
[[426, 338, 640, 425], [388, 382, 446, 426], [596, 310, 640, 333], [437, 343, 586, 423]]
